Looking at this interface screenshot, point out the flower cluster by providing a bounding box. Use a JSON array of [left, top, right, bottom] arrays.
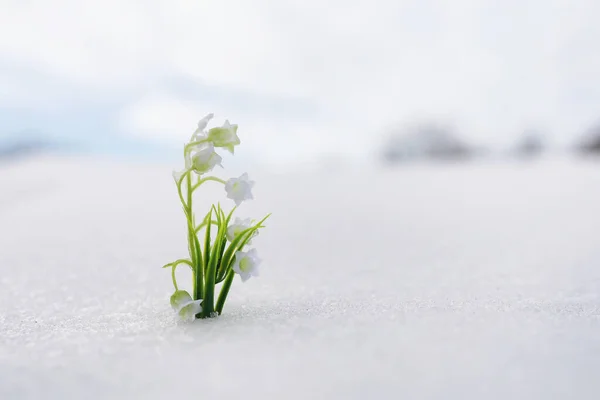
[[163, 114, 270, 320]]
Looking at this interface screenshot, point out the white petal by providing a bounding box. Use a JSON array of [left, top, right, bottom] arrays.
[[172, 170, 184, 183], [239, 272, 251, 282], [197, 113, 214, 131], [246, 248, 258, 258], [232, 262, 242, 275], [178, 299, 203, 321]]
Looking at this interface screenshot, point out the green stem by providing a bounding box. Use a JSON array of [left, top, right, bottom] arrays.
[[192, 176, 226, 192], [163, 259, 194, 291], [185, 174, 204, 303], [176, 170, 192, 208], [171, 265, 179, 290], [216, 270, 235, 315], [201, 207, 222, 318]]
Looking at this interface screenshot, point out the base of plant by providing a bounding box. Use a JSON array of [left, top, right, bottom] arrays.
[[196, 312, 220, 319]]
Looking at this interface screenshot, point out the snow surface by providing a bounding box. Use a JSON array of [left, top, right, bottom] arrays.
[[1, 155, 600, 399]]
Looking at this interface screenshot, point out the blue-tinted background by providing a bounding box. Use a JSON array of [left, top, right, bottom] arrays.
[[1, 0, 600, 165]]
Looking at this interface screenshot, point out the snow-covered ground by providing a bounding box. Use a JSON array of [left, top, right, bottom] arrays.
[[1, 155, 600, 399]]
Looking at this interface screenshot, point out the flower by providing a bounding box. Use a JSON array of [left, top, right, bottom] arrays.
[[170, 290, 203, 322], [231, 248, 261, 282], [192, 113, 214, 140], [225, 173, 254, 206], [191, 143, 223, 174], [226, 217, 258, 243], [178, 299, 203, 321], [207, 120, 240, 154], [172, 169, 186, 183]]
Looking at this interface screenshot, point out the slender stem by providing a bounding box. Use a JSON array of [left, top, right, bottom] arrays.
[[192, 176, 226, 192], [171, 266, 178, 290], [201, 208, 222, 318], [165, 259, 194, 291], [185, 174, 203, 303], [216, 270, 235, 315], [176, 170, 192, 208]]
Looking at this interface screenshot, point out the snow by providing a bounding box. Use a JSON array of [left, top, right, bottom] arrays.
[[1, 155, 600, 399]]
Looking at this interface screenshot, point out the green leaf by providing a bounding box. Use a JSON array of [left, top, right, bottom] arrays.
[[203, 208, 213, 274], [202, 205, 226, 316], [225, 206, 237, 225], [217, 213, 271, 282]]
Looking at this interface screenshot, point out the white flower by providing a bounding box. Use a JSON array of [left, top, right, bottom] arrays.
[[191, 143, 223, 174], [226, 217, 258, 243], [207, 120, 240, 154], [231, 248, 261, 282], [192, 113, 214, 140], [178, 300, 203, 321], [170, 290, 203, 321], [225, 173, 254, 206]]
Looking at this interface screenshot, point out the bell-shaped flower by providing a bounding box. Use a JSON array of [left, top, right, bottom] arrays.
[[231, 248, 261, 282], [226, 217, 258, 243], [225, 173, 254, 206], [170, 290, 203, 321], [170, 290, 193, 311], [207, 120, 240, 154], [178, 299, 203, 321], [192, 143, 223, 175]]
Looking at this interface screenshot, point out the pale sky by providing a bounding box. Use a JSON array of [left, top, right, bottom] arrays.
[[1, 0, 599, 164]]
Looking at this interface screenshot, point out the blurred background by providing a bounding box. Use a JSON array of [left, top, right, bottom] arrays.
[[1, 0, 599, 168]]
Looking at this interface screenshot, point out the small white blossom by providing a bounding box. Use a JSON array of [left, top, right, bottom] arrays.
[[226, 217, 258, 243], [178, 299, 203, 321], [192, 113, 214, 140], [231, 248, 261, 282], [225, 173, 254, 206], [192, 144, 223, 174], [170, 290, 203, 322], [172, 169, 186, 183], [207, 120, 240, 154]]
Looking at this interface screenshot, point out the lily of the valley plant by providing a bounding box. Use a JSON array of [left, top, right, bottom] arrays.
[[163, 113, 270, 321]]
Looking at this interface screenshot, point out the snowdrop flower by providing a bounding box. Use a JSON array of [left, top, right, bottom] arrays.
[[192, 144, 223, 174], [226, 217, 258, 243], [225, 173, 254, 206], [207, 120, 240, 154], [170, 290, 203, 322], [232, 249, 261, 282]]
